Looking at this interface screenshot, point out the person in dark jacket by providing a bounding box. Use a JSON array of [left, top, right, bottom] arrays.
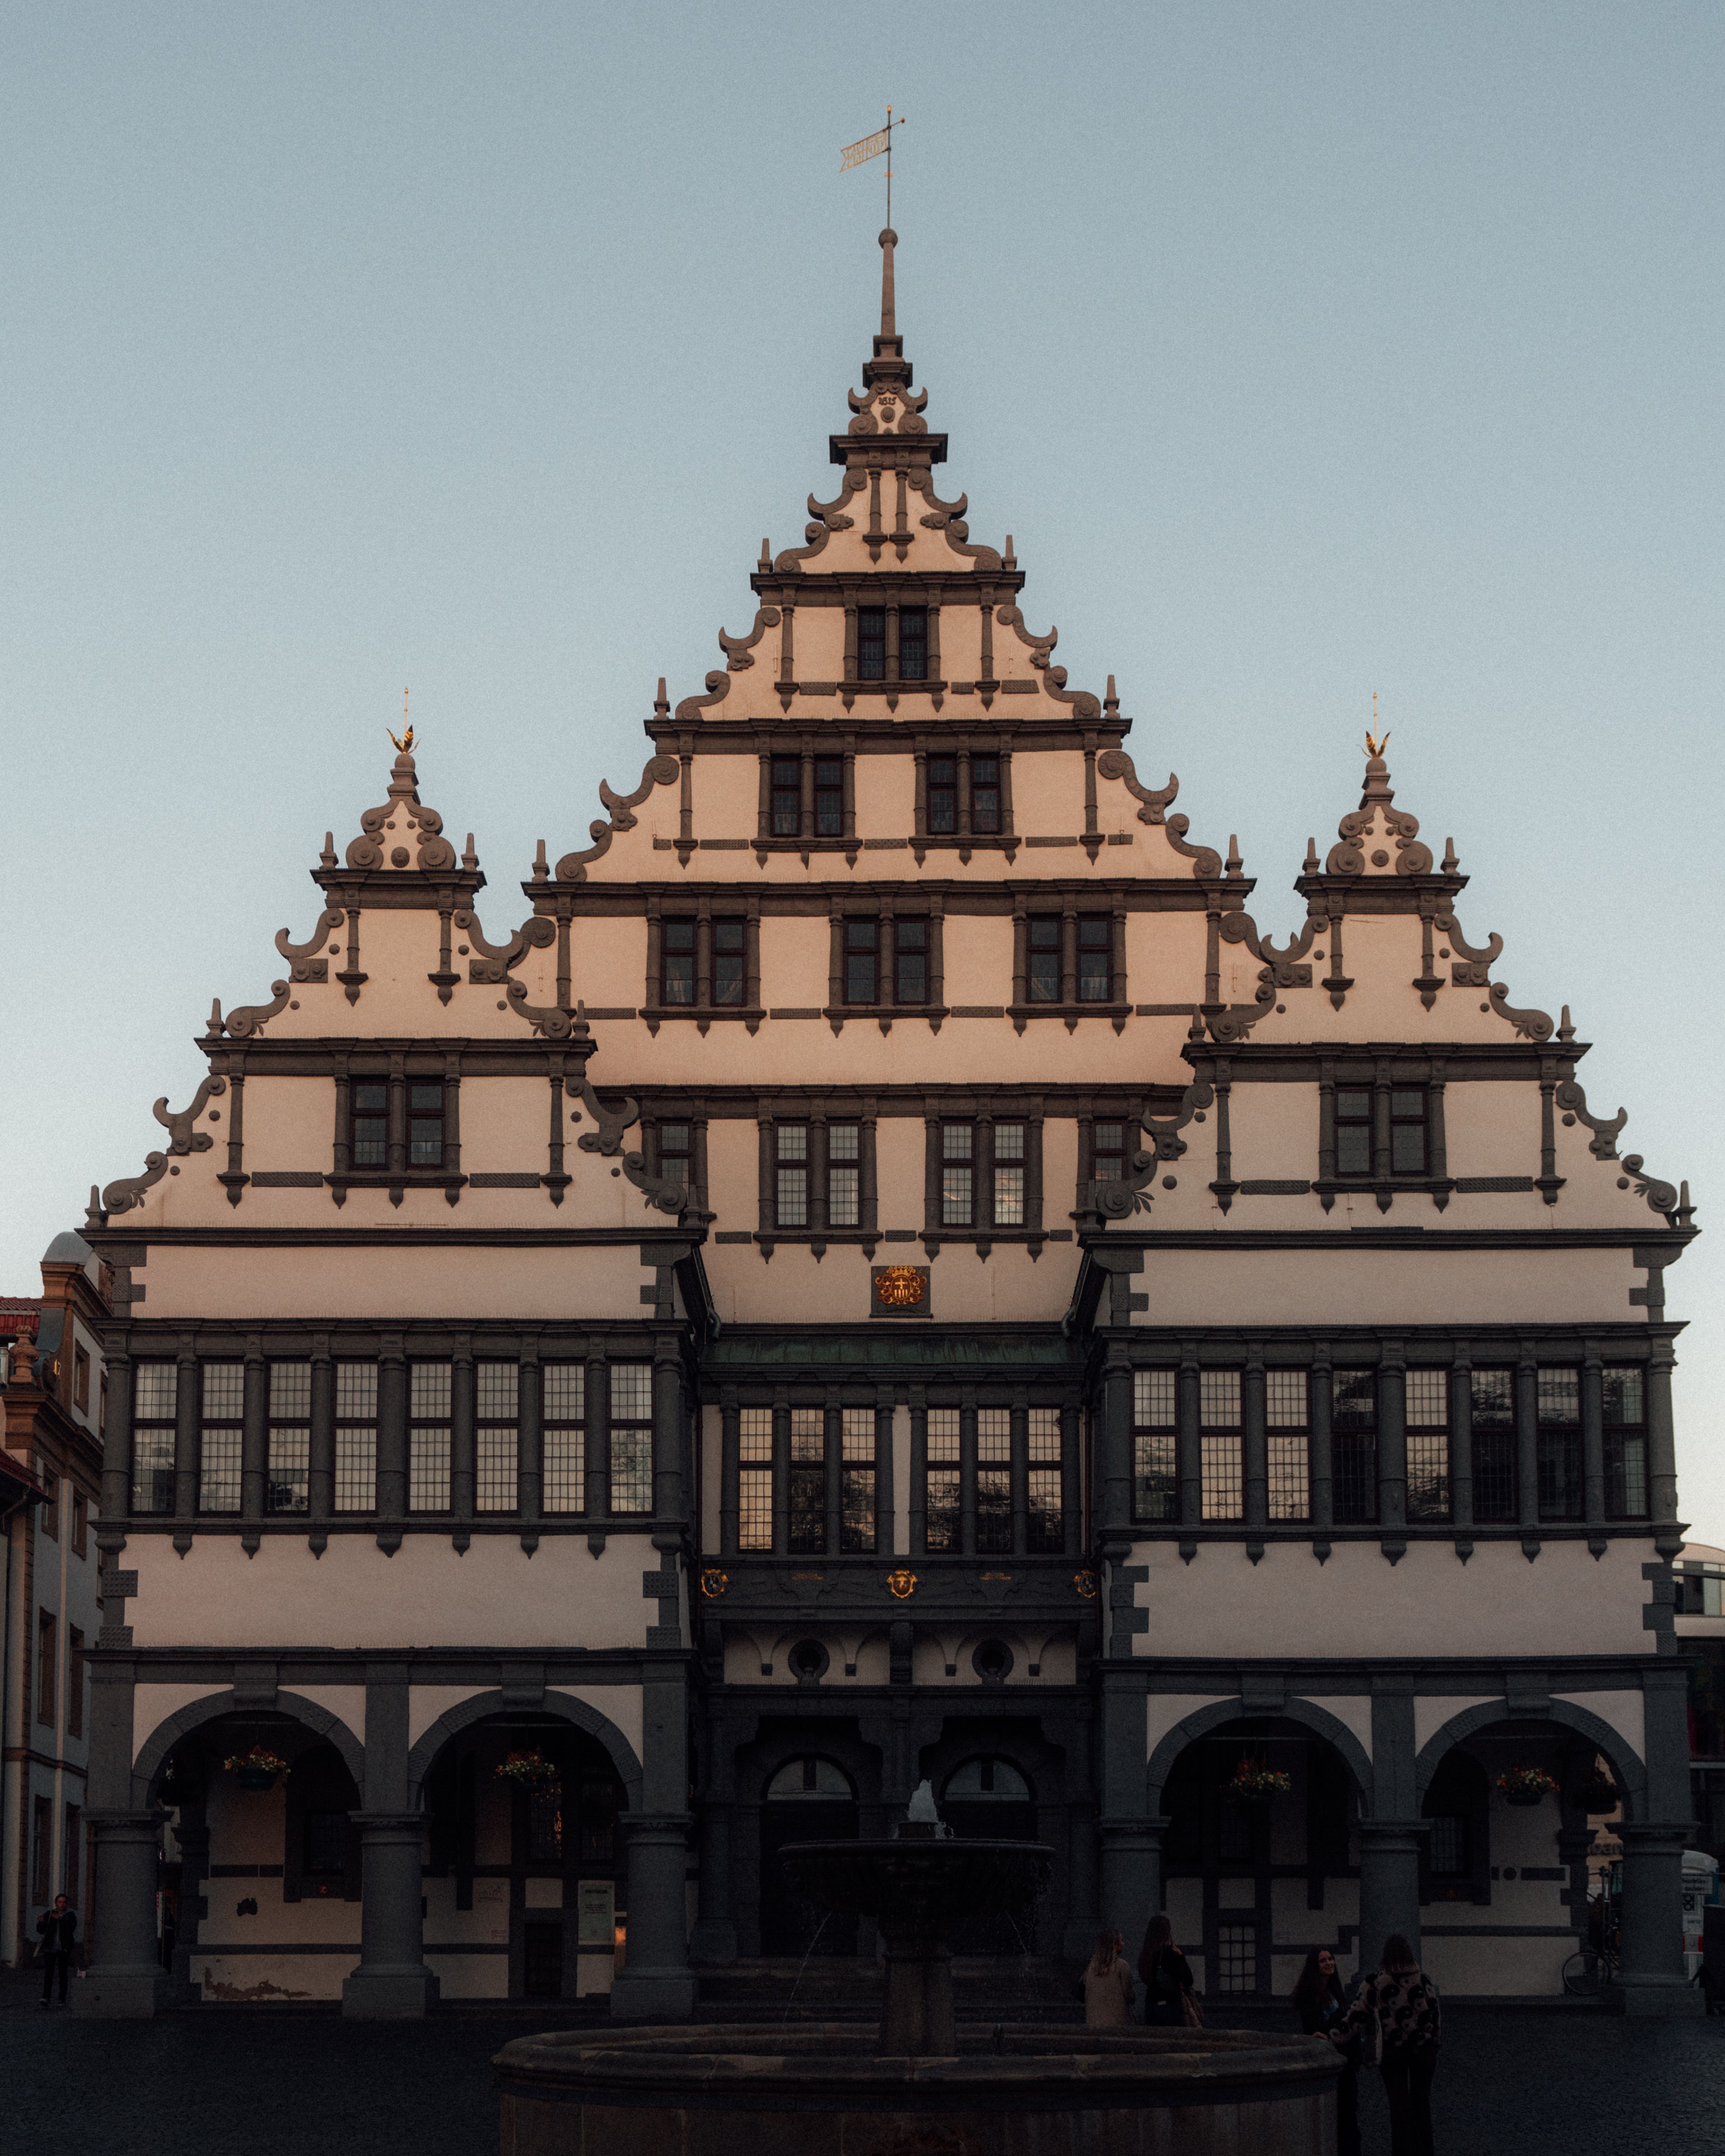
[[1136, 1913, 1196, 2027], [1331, 1933, 1441, 2156], [36, 1897, 78, 2005], [1292, 1946, 1361, 2156]]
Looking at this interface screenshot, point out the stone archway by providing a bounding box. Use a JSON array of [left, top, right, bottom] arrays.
[[404, 1689, 643, 1811], [1147, 1698, 1374, 2003], [132, 1687, 365, 1802]]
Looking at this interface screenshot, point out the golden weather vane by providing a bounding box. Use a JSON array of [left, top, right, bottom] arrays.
[[388, 686, 414, 755], [840, 105, 906, 224], [1365, 691, 1388, 761]]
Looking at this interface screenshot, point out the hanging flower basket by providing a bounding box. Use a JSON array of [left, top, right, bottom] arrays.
[[224, 1747, 289, 1792], [494, 1748, 559, 1790], [1496, 1766, 1558, 1807], [1227, 1757, 1292, 1803]]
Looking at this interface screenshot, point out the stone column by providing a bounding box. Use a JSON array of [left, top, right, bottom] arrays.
[[72, 1660, 166, 2017], [1617, 1824, 1702, 2015], [1097, 1669, 1151, 1948], [343, 1666, 437, 2017], [1356, 1680, 1423, 1975], [1355, 1824, 1424, 1976], [73, 1812, 167, 2016], [1617, 1662, 1705, 2015], [611, 1668, 696, 2020]]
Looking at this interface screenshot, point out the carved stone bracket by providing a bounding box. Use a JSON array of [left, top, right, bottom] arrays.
[[1618, 1157, 1695, 1229], [908, 470, 1007, 572], [774, 472, 866, 572], [1096, 747, 1179, 826], [554, 756, 680, 882], [1076, 1080, 1216, 1225], [152, 1076, 227, 1155], [458, 908, 556, 985], [219, 981, 291, 1040], [572, 1064, 690, 1218], [994, 604, 1102, 720], [274, 907, 345, 984], [1435, 912, 1503, 988], [1553, 1074, 1628, 1161], [1484, 981, 1556, 1044], [717, 605, 782, 672]]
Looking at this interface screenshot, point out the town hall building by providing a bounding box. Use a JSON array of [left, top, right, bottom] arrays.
[[63, 230, 1701, 2018]]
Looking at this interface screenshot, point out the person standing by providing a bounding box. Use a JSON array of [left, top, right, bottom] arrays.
[[36, 1896, 79, 2007], [1292, 1946, 1361, 2156], [1083, 1928, 1136, 2027], [1136, 1913, 1197, 2027], [1331, 1933, 1441, 2156]]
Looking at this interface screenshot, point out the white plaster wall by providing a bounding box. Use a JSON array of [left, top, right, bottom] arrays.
[[244, 1078, 334, 1172], [408, 1685, 491, 1753], [1554, 1689, 1645, 1764], [1415, 1695, 1499, 1759], [1014, 752, 1087, 835], [142, 1236, 658, 1322], [1297, 1693, 1375, 1767], [1132, 1245, 1635, 1329], [127, 1535, 656, 1651], [462, 1078, 554, 1174], [1145, 1694, 1233, 1765], [1129, 1537, 1652, 1661], [548, 1686, 644, 1773], [286, 1685, 366, 1751], [134, 1682, 229, 1765], [853, 755, 915, 836]]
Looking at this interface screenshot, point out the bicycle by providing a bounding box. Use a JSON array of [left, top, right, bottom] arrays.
[[1561, 1945, 1618, 1997]]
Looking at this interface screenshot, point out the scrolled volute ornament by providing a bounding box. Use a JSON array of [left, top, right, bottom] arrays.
[[153, 1076, 226, 1155]]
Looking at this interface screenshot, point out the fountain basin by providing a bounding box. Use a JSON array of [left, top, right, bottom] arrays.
[[494, 2022, 1341, 2155]]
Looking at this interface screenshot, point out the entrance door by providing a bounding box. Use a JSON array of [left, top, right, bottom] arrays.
[[760, 1757, 859, 1956]]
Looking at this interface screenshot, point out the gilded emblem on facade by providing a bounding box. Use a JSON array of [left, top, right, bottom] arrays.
[[886, 1568, 918, 1599], [700, 1568, 729, 1599], [1074, 1570, 1097, 1599], [871, 1264, 930, 1317]]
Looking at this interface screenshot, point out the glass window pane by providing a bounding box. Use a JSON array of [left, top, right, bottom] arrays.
[[828, 1166, 860, 1226], [1201, 1432, 1242, 1520], [941, 1165, 973, 1225], [1268, 1433, 1309, 1521], [790, 1408, 824, 1462], [267, 1428, 309, 1514], [1265, 1370, 1307, 1428], [204, 1362, 245, 1419], [926, 1408, 961, 1461], [829, 1123, 859, 1162], [1200, 1370, 1241, 1427], [738, 1406, 773, 1462], [1027, 1408, 1061, 1463], [993, 1166, 1025, 1224], [543, 1427, 584, 1512], [1603, 1366, 1644, 1425], [1405, 1369, 1448, 1426], [993, 1123, 1025, 1162], [976, 1409, 1011, 1463], [1134, 1370, 1176, 1427], [1336, 1125, 1371, 1175], [943, 1125, 972, 1160], [610, 1363, 652, 1422], [777, 1125, 808, 1160], [777, 1166, 808, 1226]]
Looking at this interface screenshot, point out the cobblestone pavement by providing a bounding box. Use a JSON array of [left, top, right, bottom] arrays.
[[4, 1994, 1719, 2155]]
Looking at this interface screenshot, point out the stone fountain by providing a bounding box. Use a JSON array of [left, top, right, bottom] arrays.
[[494, 1781, 1338, 2153]]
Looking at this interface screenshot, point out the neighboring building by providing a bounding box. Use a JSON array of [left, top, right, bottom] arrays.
[[70, 231, 1702, 2020], [1, 1235, 111, 1966], [1675, 1540, 1725, 1859]]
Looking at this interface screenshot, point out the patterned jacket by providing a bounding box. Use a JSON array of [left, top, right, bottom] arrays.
[[1335, 1967, 1442, 2053]]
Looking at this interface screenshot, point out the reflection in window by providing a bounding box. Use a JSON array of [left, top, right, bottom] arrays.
[[925, 1408, 960, 1551]]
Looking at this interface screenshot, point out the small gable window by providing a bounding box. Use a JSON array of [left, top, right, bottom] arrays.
[[857, 607, 887, 681], [662, 919, 696, 1005], [408, 1083, 445, 1167], [771, 758, 801, 837], [899, 607, 928, 680], [351, 1082, 388, 1169]]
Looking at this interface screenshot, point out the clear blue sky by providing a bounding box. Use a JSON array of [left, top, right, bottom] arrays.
[[4, 4, 1721, 1534]]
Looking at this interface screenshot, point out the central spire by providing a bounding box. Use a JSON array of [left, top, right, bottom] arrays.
[[862, 226, 910, 393], [879, 225, 897, 339]]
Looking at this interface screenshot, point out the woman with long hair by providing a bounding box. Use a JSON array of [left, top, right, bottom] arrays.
[[1330, 1933, 1441, 2156], [1082, 1927, 1135, 2027], [1291, 1946, 1360, 2156], [1136, 1912, 1197, 2027]]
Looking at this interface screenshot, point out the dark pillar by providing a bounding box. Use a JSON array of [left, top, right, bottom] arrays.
[[611, 1668, 696, 2020], [1097, 1669, 1151, 1948], [1356, 1680, 1423, 1976], [72, 1663, 166, 2017], [343, 1665, 437, 2018], [1618, 1664, 1705, 2015]]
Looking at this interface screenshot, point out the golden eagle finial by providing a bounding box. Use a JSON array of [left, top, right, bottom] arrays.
[[1365, 729, 1389, 759], [388, 686, 414, 755]]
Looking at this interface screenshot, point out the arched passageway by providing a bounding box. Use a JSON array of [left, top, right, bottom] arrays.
[[1159, 1720, 1364, 2001], [417, 1711, 629, 2001]]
